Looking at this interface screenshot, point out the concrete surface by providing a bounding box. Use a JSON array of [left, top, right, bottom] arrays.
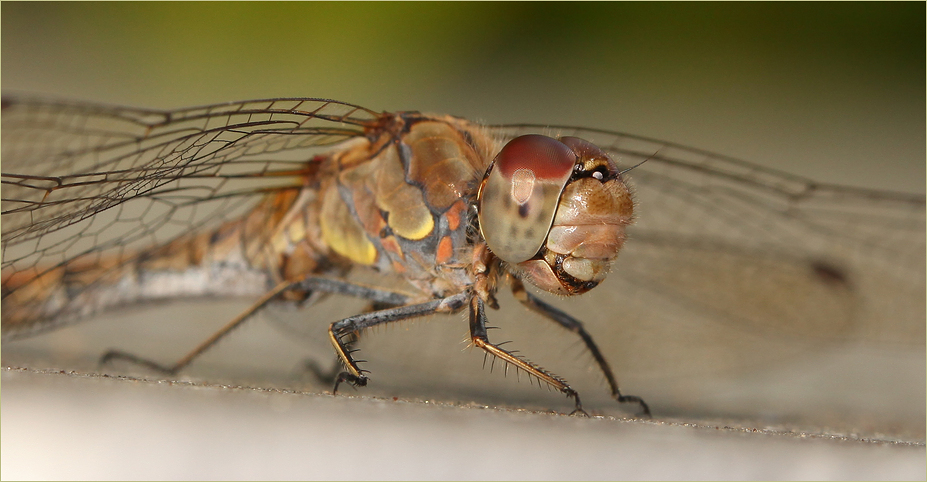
[[2, 366, 923, 481], [1, 266, 924, 480]]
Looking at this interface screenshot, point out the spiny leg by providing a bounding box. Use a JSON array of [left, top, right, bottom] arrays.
[[100, 276, 417, 376], [469, 295, 588, 416], [302, 299, 397, 385], [301, 336, 354, 386], [328, 293, 469, 393], [510, 278, 650, 417]]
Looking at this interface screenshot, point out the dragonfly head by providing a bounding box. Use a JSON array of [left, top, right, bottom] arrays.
[[477, 135, 633, 295]]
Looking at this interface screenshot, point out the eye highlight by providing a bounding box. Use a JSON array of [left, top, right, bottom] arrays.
[[510, 168, 536, 205]]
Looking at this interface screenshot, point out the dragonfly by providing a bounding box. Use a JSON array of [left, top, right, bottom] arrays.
[[2, 97, 924, 418]]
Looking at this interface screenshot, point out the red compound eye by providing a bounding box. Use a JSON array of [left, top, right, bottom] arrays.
[[478, 135, 577, 263], [494, 135, 577, 181]]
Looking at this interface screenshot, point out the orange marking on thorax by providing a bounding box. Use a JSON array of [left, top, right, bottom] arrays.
[[444, 200, 465, 231], [436, 236, 454, 264]]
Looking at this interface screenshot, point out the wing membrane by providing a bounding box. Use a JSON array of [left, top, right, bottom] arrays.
[[488, 124, 925, 350], [2, 97, 382, 276]]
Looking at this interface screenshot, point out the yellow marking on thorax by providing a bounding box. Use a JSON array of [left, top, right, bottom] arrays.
[[319, 181, 378, 265], [372, 146, 434, 240]]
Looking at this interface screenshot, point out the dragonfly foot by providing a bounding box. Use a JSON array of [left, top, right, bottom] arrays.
[[567, 390, 589, 417], [616, 393, 651, 418], [99, 350, 177, 375], [332, 372, 368, 395]]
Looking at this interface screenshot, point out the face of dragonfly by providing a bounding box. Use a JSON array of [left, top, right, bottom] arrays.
[[478, 135, 633, 295]]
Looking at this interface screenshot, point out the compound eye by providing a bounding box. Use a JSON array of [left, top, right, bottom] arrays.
[[478, 135, 576, 263]]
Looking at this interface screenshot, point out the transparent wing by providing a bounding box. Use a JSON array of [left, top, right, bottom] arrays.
[[2, 97, 382, 280]]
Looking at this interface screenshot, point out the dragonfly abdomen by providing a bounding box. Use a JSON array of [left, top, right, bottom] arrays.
[[0, 187, 324, 339], [0, 223, 275, 340]]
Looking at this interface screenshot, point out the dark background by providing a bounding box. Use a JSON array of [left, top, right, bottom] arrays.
[[3, 2, 924, 192]]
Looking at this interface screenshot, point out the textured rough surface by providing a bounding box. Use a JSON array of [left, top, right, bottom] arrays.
[[2, 366, 924, 480]]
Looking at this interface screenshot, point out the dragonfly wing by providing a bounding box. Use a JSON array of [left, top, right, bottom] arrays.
[[486, 125, 925, 368], [1, 97, 382, 276]]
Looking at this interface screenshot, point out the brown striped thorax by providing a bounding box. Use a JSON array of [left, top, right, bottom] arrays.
[[315, 115, 497, 299]]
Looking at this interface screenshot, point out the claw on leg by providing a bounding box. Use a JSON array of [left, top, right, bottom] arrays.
[[332, 372, 368, 394]]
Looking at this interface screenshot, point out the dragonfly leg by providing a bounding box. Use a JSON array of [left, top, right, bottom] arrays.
[[100, 280, 299, 375], [468, 295, 588, 416], [301, 299, 399, 385], [510, 278, 651, 417], [328, 292, 469, 394], [100, 276, 419, 376]]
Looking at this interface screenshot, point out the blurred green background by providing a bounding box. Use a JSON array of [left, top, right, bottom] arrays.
[[3, 2, 923, 192]]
